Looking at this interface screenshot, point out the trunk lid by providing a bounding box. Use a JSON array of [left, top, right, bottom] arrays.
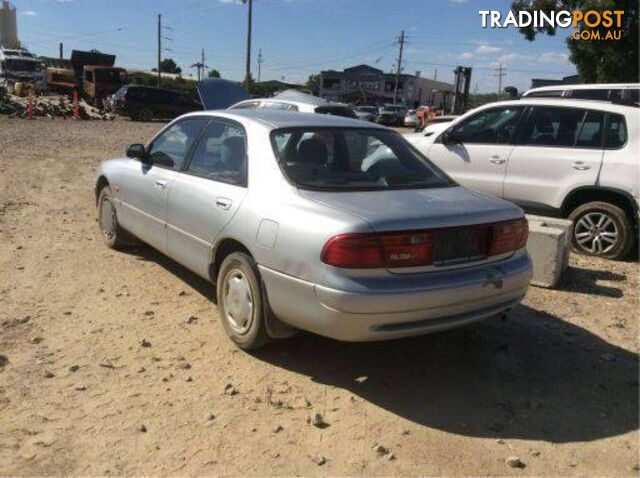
[[300, 186, 524, 270], [299, 186, 522, 232]]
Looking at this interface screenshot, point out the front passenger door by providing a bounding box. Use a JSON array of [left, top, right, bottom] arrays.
[[426, 106, 524, 198], [116, 118, 209, 252]]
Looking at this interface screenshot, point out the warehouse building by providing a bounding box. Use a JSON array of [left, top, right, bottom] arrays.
[[318, 64, 453, 107]]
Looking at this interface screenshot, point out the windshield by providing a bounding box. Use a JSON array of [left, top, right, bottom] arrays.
[[94, 69, 127, 83], [5, 59, 41, 72], [356, 106, 377, 113], [271, 128, 453, 191]]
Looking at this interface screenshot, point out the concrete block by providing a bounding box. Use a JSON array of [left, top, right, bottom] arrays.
[[526, 215, 573, 288]]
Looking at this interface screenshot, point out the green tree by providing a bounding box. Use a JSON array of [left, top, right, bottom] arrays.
[[512, 0, 639, 82], [160, 58, 182, 75], [244, 73, 256, 94], [208, 69, 221, 79], [306, 74, 320, 94]]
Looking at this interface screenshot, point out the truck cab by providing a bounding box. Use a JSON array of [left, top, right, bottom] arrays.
[[0, 48, 45, 93], [83, 66, 127, 106]]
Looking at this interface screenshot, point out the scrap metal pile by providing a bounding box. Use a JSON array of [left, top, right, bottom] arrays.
[[0, 91, 115, 120]]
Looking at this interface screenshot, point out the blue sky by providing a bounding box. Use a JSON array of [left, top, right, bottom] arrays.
[[14, 0, 577, 93]]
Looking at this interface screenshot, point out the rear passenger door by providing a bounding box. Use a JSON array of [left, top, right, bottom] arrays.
[[165, 119, 249, 278], [504, 106, 604, 211]]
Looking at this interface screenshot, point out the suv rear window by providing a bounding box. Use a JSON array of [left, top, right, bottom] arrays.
[[572, 89, 609, 100], [605, 114, 627, 149], [271, 128, 453, 191]]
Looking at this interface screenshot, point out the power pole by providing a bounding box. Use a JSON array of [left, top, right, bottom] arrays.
[[157, 14, 161, 87], [59, 42, 64, 60], [257, 48, 263, 83], [434, 68, 438, 81], [494, 63, 506, 97], [191, 49, 208, 82], [393, 30, 405, 105], [242, 0, 253, 91]]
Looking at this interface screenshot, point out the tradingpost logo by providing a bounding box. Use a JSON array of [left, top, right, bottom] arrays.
[[479, 8, 625, 41]]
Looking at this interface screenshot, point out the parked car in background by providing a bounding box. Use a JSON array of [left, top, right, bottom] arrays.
[[405, 98, 639, 260], [404, 109, 420, 127], [354, 105, 378, 122], [523, 83, 639, 106], [111, 85, 202, 121], [230, 90, 357, 119], [95, 109, 532, 349], [376, 104, 407, 126]]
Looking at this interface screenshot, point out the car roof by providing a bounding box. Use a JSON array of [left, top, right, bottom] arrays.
[[183, 109, 387, 129], [474, 98, 636, 114], [525, 83, 639, 93]]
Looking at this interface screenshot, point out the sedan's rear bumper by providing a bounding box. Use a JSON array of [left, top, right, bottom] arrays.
[[259, 252, 533, 342]]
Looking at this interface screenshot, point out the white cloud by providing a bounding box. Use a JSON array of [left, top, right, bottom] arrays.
[[498, 52, 526, 64], [449, 0, 469, 3], [459, 52, 474, 60], [538, 51, 569, 64], [475, 44, 502, 55], [21, 10, 37, 16]]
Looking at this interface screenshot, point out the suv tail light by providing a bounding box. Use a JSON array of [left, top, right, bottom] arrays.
[[321, 218, 528, 269]]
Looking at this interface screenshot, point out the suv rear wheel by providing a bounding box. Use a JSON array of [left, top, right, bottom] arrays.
[[568, 201, 634, 260]]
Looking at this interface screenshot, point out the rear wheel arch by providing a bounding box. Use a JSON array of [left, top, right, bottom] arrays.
[[562, 187, 638, 224], [210, 238, 252, 283]]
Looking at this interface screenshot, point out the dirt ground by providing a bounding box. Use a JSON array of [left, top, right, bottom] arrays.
[[0, 117, 638, 477]]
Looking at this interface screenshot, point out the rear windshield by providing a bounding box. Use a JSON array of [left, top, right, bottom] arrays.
[[314, 105, 357, 118], [271, 128, 454, 191]]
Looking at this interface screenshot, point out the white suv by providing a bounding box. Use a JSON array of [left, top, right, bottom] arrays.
[[406, 99, 639, 260]]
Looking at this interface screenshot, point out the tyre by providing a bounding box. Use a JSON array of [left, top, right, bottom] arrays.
[[138, 107, 154, 122], [568, 201, 635, 260], [216, 252, 270, 350], [97, 185, 135, 249]]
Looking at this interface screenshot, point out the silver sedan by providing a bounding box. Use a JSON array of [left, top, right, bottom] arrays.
[[95, 110, 532, 349]]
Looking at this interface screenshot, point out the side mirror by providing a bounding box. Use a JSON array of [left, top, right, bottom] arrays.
[[126, 144, 148, 162], [441, 131, 461, 144]]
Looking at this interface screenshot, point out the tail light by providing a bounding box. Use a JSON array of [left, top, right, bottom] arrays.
[[321, 218, 528, 269], [489, 219, 529, 256]]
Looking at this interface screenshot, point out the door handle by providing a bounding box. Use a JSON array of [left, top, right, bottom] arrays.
[[215, 197, 232, 210], [572, 162, 591, 171], [489, 157, 506, 165], [154, 179, 168, 189]]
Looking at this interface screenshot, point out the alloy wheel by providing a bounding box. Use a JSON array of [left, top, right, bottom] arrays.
[[574, 212, 619, 255]]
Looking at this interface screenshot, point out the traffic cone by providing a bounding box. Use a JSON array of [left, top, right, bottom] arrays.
[[27, 95, 34, 120], [73, 90, 80, 120]]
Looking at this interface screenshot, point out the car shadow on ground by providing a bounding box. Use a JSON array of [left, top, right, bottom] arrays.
[[125, 246, 638, 444], [558, 266, 626, 298], [254, 306, 638, 444]]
